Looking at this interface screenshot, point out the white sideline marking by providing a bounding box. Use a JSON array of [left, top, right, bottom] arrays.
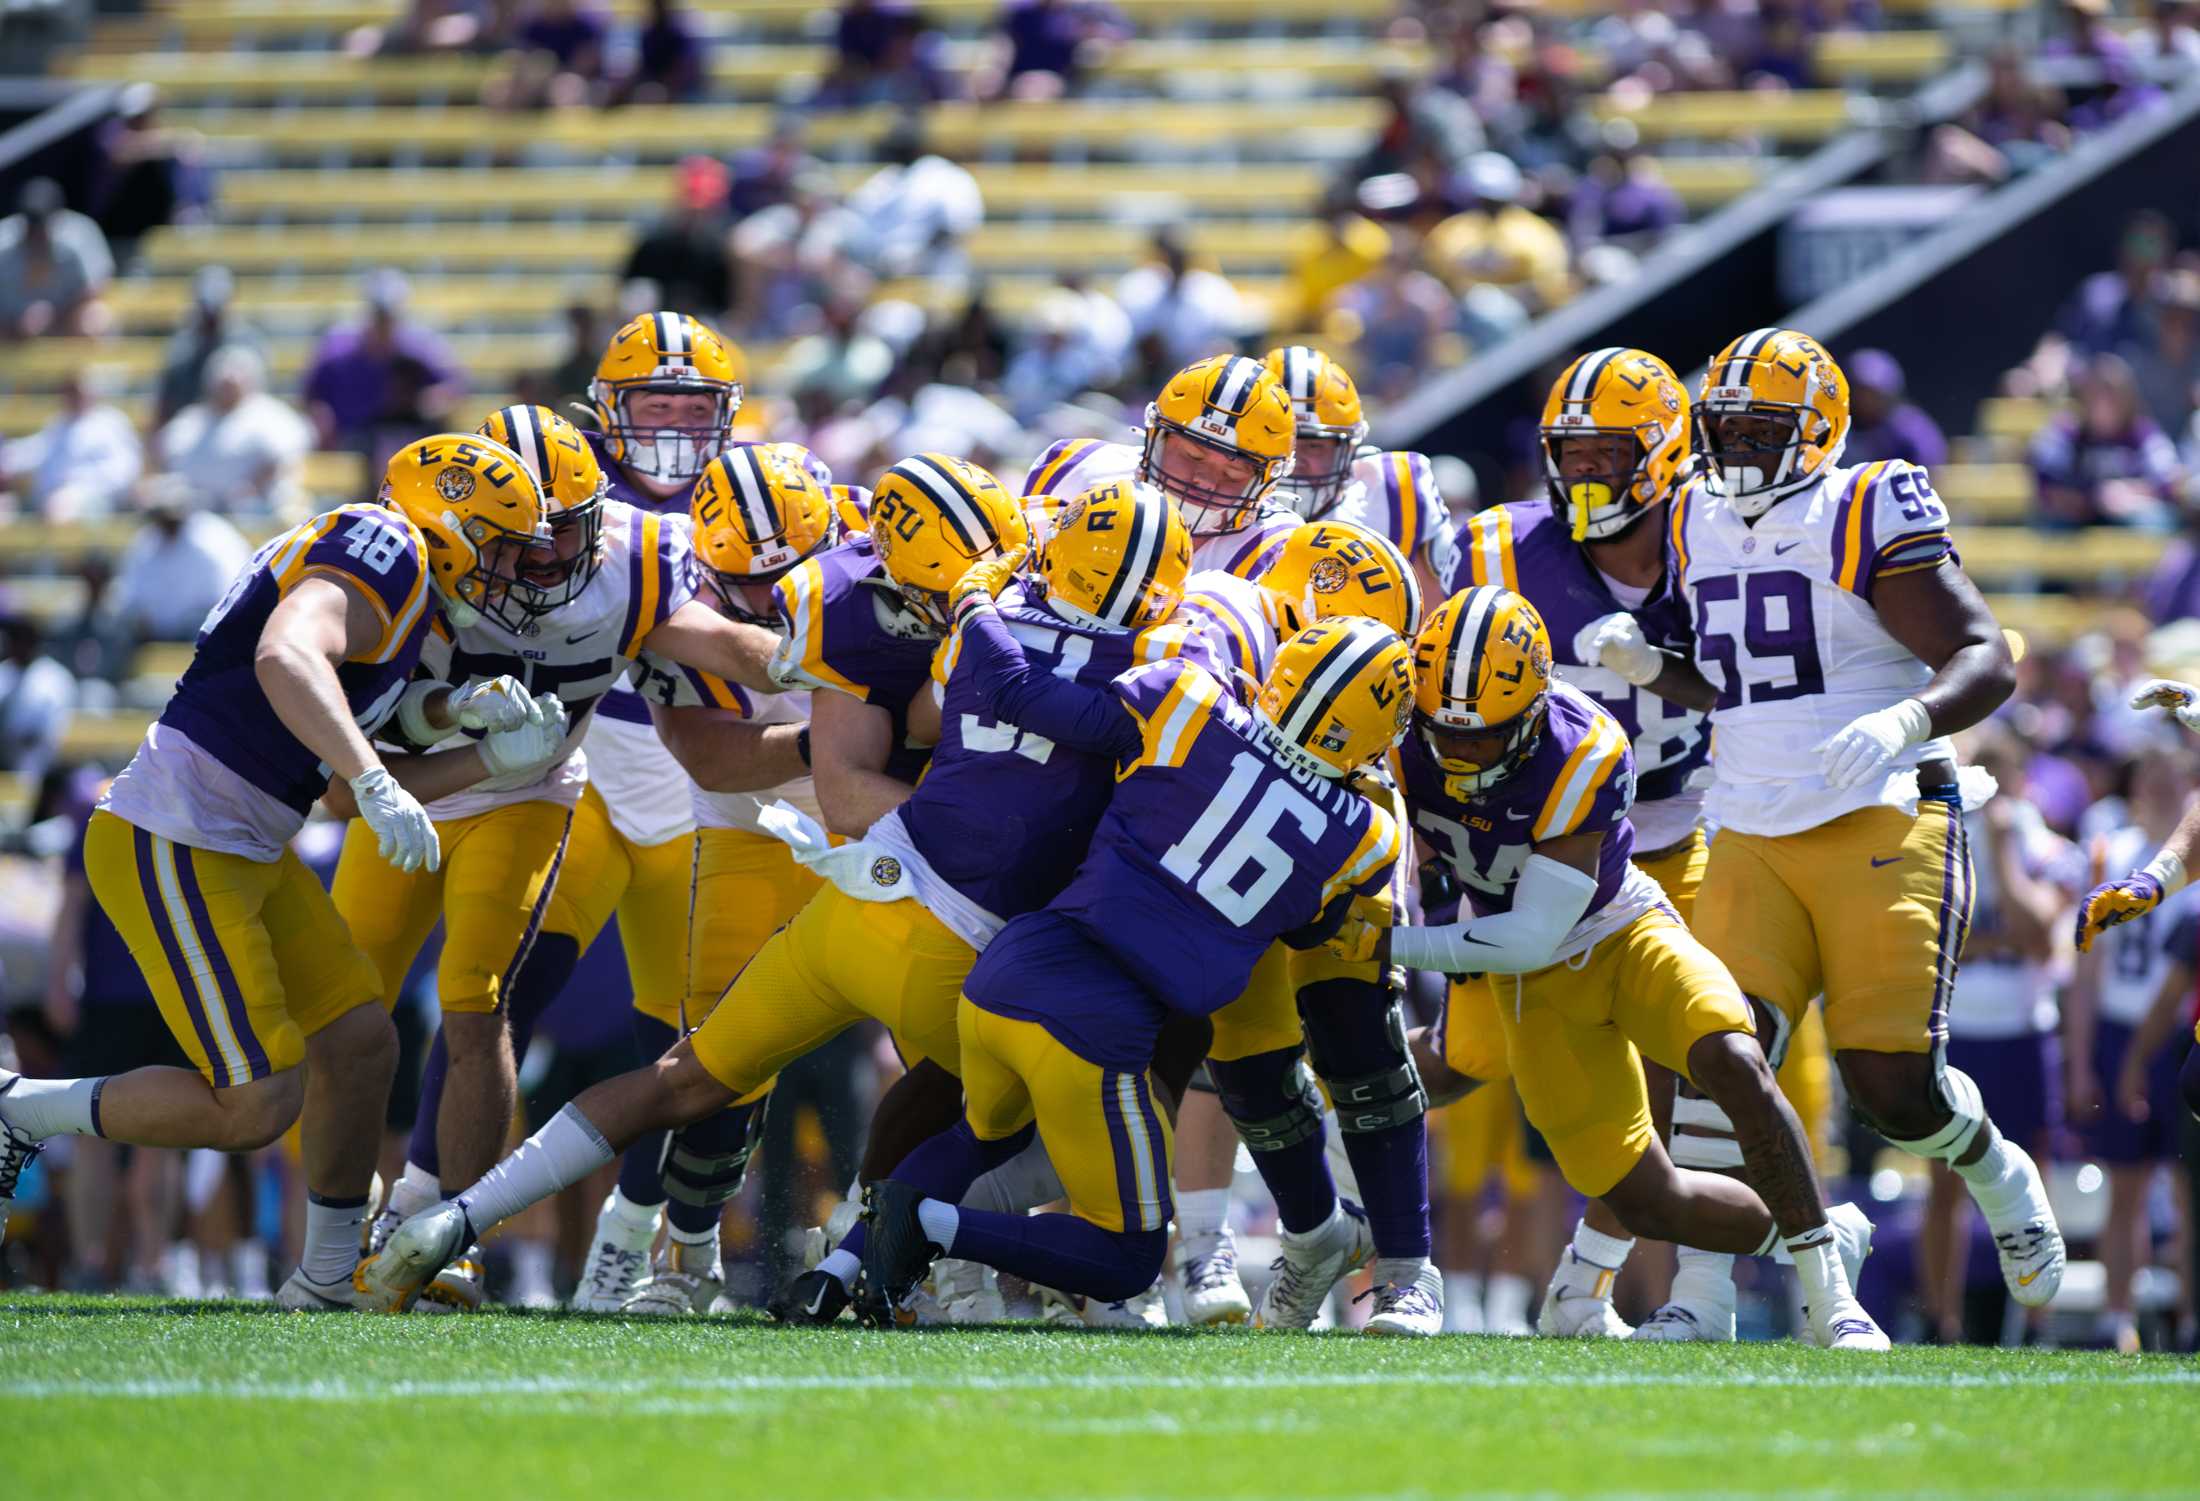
[[4, 1367, 2196, 1402]]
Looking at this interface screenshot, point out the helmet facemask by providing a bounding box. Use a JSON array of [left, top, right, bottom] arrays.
[[1542, 424, 1657, 542], [1139, 415, 1287, 538], [1416, 697, 1546, 799], [1694, 399, 1829, 519], [501, 481, 608, 624], [601, 381, 741, 486], [1274, 422, 1366, 521], [448, 513, 561, 635]]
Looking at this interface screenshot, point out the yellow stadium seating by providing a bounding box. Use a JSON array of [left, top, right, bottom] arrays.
[[1977, 396, 2057, 444], [1957, 526, 2164, 584], [1810, 30, 1952, 87], [1934, 461, 2033, 523], [1590, 90, 1862, 145]]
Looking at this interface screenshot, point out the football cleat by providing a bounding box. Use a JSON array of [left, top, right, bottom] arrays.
[[1808, 1298, 1892, 1352], [1360, 1258, 1444, 1337], [1254, 1200, 1374, 1331], [770, 1268, 852, 1326], [855, 1180, 940, 1328], [0, 1071, 44, 1249], [1631, 1298, 1736, 1343], [412, 1249, 488, 1314], [275, 1268, 371, 1312], [933, 1259, 1004, 1324], [623, 1241, 733, 1318], [1080, 1284, 1168, 1329], [1174, 1228, 1253, 1326], [1977, 1142, 2066, 1308], [1537, 1247, 1634, 1339], [572, 1193, 660, 1312], [353, 1201, 471, 1314], [1826, 1201, 1875, 1289]]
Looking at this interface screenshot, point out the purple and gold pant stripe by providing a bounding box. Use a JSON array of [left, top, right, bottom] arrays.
[[495, 811, 574, 1013], [132, 826, 269, 1089], [1101, 1068, 1171, 1234], [1926, 802, 1974, 1046]]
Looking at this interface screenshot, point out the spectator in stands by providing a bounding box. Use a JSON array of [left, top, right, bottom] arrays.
[[1286, 213, 1392, 334], [109, 495, 257, 644], [1927, 50, 2074, 187], [91, 84, 200, 267], [1567, 130, 1685, 247], [303, 269, 466, 466], [1431, 11, 1518, 124], [155, 267, 262, 429], [623, 157, 737, 323], [2143, 498, 2200, 625], [1327, 238, 1459, 405], [727, 118, 824, 221], [843, 128, 984, 281], [2065, 211, 2175, 359], [0, 178, 114, 341], [354, 0, 501, 57], [816, 0, 949, 109], [1115, 230, 1248, 385], [1842, 349, 1949, 469], [2131, 0, 2200, 68], [1002, 288, 1122, 426], [1, 370, 142, 521], [156, 347, 314, 520], [2031, 354, 2184, 529], [782, 292, 898, 414], [0, 614, 76, 779], [2121, 267, 2200, 437], [1740, 0, 1814, 90], [732, 171, 865, 339], [983, 0, 1129, 101], [540, 297, 607, 413], [605, 0, 707, 107], [486, 0, 610, 111], [46, 556, 134, 689], [1338, 67, 1484, 206], [1424, 151, 1572, 318]]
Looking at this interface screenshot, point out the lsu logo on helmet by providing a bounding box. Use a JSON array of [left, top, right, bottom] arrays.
[[869, 453, 1029, 627], [692, 444, 839, 624], [381, 434, 550, 633], [1263, 519, 1422, 637], [1411, 585, 1552, 796], [1695, 327, 1850, 518], [1538, 347, 1690, 542], [1255, 616, 1414, 780]]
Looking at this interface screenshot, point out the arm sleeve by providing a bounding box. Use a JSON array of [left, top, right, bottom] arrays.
[[1388, 854, 1599, 975], [956, 605, 1140, 758]]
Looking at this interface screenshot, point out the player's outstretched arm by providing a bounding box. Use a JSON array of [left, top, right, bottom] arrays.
[[809, 688, 914, 838], [1575, 612, 1715, 713], [644, 599, 786, 694], [950, 579, 1140, 759], [254, 574, 391, 785], [650, 701, 808, 793], [1872, 562, 2015, 739], [2075, 795, 2200, 953], [1354, 830, 1603, 975]]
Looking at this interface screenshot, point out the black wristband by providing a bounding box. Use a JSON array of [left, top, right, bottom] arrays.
[[795, 725, 811, 768]]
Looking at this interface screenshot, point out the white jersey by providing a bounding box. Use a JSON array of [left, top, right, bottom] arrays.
[[2088, 824, 2200, 1026], [1299, 444, 1443, 561], [1950, 803, 2079, 1039], [631, 645, 820, 837], [1169, 569, 1280, 685], [414, 500, 695, 825], [1672, 457, 1961, 837], [1022, 437, 1299, 580]]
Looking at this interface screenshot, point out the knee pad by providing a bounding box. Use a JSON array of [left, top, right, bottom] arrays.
[[1183, 1061, 1217, 1097], [1301, 989, 1426, 1134], [1669, 1093, 1743, 1171], [663, 1098, 768, 1212], [1208, 1048, 1324, 1154], [963, 1138, 1065, 1216], [1879, 1063, 1986, 1162]]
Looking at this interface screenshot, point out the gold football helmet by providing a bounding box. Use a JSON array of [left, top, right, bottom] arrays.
[[1412, 585, 1552, 796], [692, 443, 840, 624], [1256, 616, 1415, 779], [1695, 328, 1849, 517], [1263, 345, 1369, 519], [587, 311, 746, 487], [868, 453, 1029, 627], [1032, 478, 1191, 631], [1263, 519, 1422, 638], [1139, 353, 1296, 538], [475, 403, 607, 617], [1538, 347, 1690, 542], [380, 433, 549, 633]]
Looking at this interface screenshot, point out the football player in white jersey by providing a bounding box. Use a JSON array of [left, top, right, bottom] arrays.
[[1261, 345, 1445, 572], [1651, 327, 2064, 1312], [1023, 353, 1301, 580]]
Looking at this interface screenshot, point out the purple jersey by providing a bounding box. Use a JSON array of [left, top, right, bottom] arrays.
[[1432, 495, 1708, 813], [1396, 680, 1637, 923], [769, 535, 937, 784]]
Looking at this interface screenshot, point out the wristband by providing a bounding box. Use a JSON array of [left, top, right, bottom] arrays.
[[395, 680, 455, 747], [2143, 848, 2188, 897]]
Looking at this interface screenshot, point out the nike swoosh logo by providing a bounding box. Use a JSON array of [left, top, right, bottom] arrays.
[[1871, 856, 1902, 868], [2016, 1268, 2041, 1287], [1774, 541, 1801, 555], [1503, 807, 1532, 821], [565, 631, 597, 644], [807, 1284, 831, 1315]]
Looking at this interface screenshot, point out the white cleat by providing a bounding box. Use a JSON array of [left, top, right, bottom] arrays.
[[1361, 1258, 1444, 1337], [1537, 1247, 1634, 1338], [1254, 1200, 1374, 1331], [1808, 1298, 1892, 1351], [0, 1071, 45, 1248], [571, 1194, 660, 1312], [353, 1202, 470, 1314], [1631, 1296, 1736, 1342], [932, 1259, 1004, 1324], [275, 1268, 370, 1311], [1826, 1202, 1876, 1289], [1977, 1142, 2066, 1308], [623, 1241, 733, 1317], [413, 1250, 488, 1314], [1174, 1228, 1253, 1326], [1080, 1282, 1169, 1328]]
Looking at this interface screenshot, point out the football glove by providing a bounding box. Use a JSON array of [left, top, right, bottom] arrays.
[[1572, 611, 1662, 688], [2074, 871, 2164, 954], [477, 693, 570, 779], [948, 545, 1027, 625], [1323, 895, 1392, 965], [350, 766, 439, 874], [1817, 697, 1932, 790], [445, 675, 540, 733], [2132, 678, 2200, 734]]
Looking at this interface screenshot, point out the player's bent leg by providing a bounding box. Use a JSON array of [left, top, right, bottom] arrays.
[[1171, 1075, 1252, 1327], [284, 999, 399, 1307], [625, 1094, 771, 1317]]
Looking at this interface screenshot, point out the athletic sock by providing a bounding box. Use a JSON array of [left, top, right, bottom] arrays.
[[302, 1191, 369, 1285], [2, 1075, 103, 1139], [1668, 1245, 1736, 1306], [1951, 1126, 2027, 1214], [1173, 1187, 1231, 1241], [1570, 1220, 1635, 1273], [389, 1161, 441, 1220], [1442, 1271, 1484, 1333], [916, 1198, 961, 1253], [456, 1104, 615, 1231], [1783, 1224, 1851, 1312], [1336, 1117, 1432, 1260], [818, 1248, 861, 1291]]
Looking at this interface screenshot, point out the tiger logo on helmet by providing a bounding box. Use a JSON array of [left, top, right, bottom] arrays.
[[1263, 345, 1369, 520], [1139, 354, 1297, 539], [1412, 585, 1553, 797], [587, 311, 747, 487], [1255, 616, 1414, 780], [1538, 347, 1690, 543], [1263, 519, 1422, 638], [475, 404, 609, 617], [868, 452, 1030, 628], [1694, 328, 1849, 518], [692, 443, 840, 625], [1031, 479, 1191, 632], [379, 433, 550, 633]]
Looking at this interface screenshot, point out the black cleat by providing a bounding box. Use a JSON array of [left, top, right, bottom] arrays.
[[855, 1179, 937, 1328], [770, 1268, 852, 1326]]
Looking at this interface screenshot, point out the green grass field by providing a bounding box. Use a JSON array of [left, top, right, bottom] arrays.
[[4, 1295, 2188, 1501]]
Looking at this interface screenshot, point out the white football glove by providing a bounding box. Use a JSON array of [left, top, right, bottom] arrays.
[[477, 693, 570, 779], [2131, 678, 2200, 734], [350, 765, 439, 873], [1817, 697, 1933, 790], [1572, 611, 1663, 687], [446, 675, 540, 733]]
